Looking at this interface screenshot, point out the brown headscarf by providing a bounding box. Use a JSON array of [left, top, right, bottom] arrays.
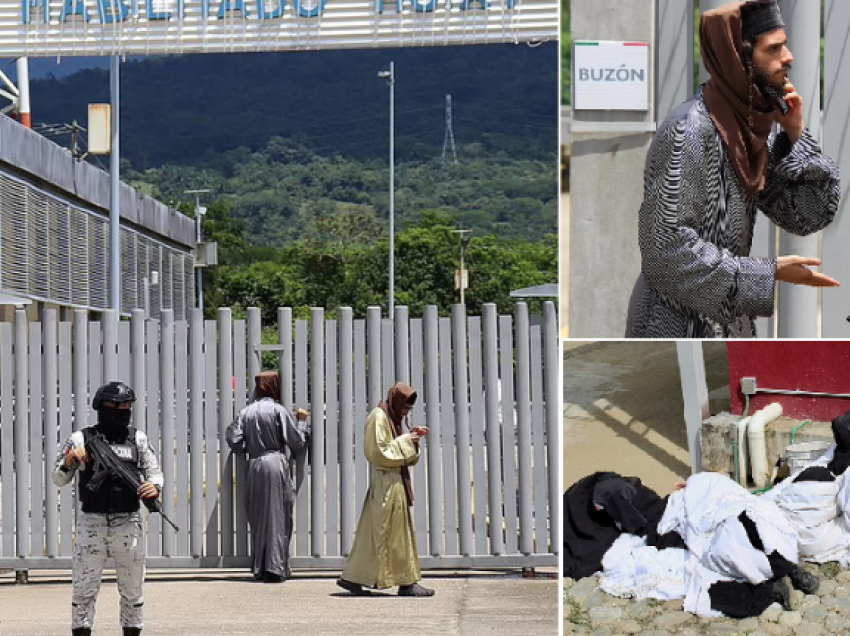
[[255, 371, 281, 401], [700, 2, 777, 200], [379, 382, 418, 505]]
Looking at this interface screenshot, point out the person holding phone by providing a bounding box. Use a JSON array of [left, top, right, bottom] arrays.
[[627, 0, 841, 338], [336, 382, 434, 597]]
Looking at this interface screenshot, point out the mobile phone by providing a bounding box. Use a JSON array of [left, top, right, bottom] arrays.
[[774, 96, 791, 116]]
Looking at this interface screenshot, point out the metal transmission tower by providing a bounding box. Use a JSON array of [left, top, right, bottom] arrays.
[[442, 93, 458, 165]]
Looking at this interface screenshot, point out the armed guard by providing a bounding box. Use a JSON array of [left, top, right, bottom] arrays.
[[52, 381, 164, 636]]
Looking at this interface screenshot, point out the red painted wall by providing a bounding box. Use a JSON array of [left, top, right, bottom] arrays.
[[727, 342, 850, 421]]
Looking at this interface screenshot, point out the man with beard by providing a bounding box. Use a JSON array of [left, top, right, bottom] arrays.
[[52, 381, 163, 636], [627, 0, 841, 338]]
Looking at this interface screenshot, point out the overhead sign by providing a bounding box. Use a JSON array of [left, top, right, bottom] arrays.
[[573, 40, 649, 111], [1, 0, 557, 57]]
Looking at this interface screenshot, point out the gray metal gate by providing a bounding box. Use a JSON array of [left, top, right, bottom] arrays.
[[0, 302, 559, 571]]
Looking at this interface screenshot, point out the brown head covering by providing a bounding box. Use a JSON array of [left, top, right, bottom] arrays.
[[379, 382, 418, 505], [700, 1, 779, 200], [255, 371, 281, 401]]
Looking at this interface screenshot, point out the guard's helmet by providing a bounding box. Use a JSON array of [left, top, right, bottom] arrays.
[[92, 381, 136, 410]]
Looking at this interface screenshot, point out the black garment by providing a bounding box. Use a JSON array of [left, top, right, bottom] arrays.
[[707, 511, 794, 618], [564, 472, 684, 579], [78, 426, 143, 514], [794, 465, 836, 483], [828, 411, 850, 477]]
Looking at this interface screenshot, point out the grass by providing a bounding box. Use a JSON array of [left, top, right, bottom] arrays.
[[566, 596, 589, 626]]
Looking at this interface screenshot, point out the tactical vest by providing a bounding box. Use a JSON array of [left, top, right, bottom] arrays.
[[78, 426, 142, 514]]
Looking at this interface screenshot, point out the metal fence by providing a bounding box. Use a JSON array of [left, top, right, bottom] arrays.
[[0, 302, 559, 571]]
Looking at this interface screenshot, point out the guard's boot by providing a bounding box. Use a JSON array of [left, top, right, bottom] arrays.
[[772, 577, 793, 611], [123, 628, 142, 636], [71, 629, 91, 636], [788, 565, 820, 595], [398, 582, 435, 597]]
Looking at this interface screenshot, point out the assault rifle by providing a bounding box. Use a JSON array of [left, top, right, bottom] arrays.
[[85, 433, 180, 532]]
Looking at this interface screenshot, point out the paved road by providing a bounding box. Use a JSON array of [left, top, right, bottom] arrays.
[[0, 568, 558, 635]]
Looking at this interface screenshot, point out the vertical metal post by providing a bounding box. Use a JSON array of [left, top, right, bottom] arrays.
[[423, 305, 442, 556], [160, 309, 175, 555], [452, 304, 473, 556], [130, 310, 146, 430], [247, 308, 262, 389], [43, 309, 58, 557], [339, 307, 355, 554], [823, 0, 850, 336], [514, 303, 534, 555], [389, 61, 395, 318], [14, 308, 29, 557], [482, 303, 504, 555], [102, 309, 118, 382], [73, 310, 88, 433], [310, 307, 325, 557], [109, 56, 121, 316], [367, 306, 382, 408], [677, 341, 708, 473], [543, 302, 559, 554], [779, 0, 821, 338], [217, 308, 233, 557], [394, 305, 409, 384], [15, 58, 30, 128], [656, 0, 694, 121], [188, 308, 204, 557]]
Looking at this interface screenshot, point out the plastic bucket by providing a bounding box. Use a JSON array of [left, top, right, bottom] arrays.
[[785, 441, 833, 477]]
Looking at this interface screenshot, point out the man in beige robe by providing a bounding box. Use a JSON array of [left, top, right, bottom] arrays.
[[337, 382, 435, 597]]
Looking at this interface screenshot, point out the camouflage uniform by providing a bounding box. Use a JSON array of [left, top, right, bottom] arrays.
[[53, 428, 163, 632]]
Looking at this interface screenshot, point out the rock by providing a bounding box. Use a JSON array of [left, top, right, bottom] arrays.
[[825, 613, 850, 634], [821, 595, 840, 611], [624, 600, 655, 622], [569, 577, 600, 604], [656, 599, 684, 612], [565, 577, 575, 591], [834, 597, 850, 615], [748, 632, 775, 636], [836, 571, 850, 585], [611, 619, 642, 634], [588, 606, 624, 628], [792, 589, 805, 609], [835, 586, 850, 600], [802, 594, 821, 607], [590, 627, 613, 636], [606, 596, 632, 607], [677, 629, 703, 636], [794, 623, 826, 636], [758, 622, 784, 636], [637, 631, 668, 636], [654, 611, 693, 629], [819, 580, 839, 597], [803, 604, 829, 622], [778, 611, 804, 628], [760, 603, 784, 622], [739, 617, 759, 631], [583, 590, 607, 610], [706, 622, 742, 635]]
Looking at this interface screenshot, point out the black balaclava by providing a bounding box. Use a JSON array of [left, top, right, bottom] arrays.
[[97, 406, 132, 441], [828, 411, 850, 476], [591, 477, 648, 534]]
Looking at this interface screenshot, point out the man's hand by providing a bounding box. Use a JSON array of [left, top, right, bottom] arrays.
[[776, 256, 840, 288], [774, 81, 804, 144], [138, 482, 159, 500], [65, 445, 88, 468]]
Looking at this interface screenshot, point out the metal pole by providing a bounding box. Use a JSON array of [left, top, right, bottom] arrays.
[[196, 194, 204, 315], [459, 241, 465, 306], [779, 0, 821, 338], [389, 61, 395, 319], [677, 341, 708, 474], [109, 56, 121, 316], [15, 58, 30, 128]]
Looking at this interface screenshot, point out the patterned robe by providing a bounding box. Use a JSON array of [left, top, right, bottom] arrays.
[[628, 87, 840, 338]]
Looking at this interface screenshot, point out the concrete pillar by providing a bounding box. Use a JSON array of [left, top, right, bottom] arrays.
[[568, 0, 655, 337], [778, 0, 821, 338], [822, 0, 850, 336]]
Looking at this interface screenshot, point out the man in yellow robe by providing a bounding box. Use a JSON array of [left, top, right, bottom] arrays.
[[337, 382, 435, 597]]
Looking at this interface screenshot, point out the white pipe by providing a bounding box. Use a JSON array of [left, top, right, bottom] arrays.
[[736, 416, 751, 486], [748, 402, 784, 488]]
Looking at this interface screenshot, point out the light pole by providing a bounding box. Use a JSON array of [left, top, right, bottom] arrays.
[[378, 62, 395, 318], [185, 188, 210, 314], [452, 229, 472, 305]]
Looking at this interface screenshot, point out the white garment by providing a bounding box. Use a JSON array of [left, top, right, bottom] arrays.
[[766, 444, 850, 567], [599, 534, 687, 601], [658, 472, 799, 617]]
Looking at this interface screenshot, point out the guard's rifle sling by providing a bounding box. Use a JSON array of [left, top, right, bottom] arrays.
[[85, 433, 180, 532]]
